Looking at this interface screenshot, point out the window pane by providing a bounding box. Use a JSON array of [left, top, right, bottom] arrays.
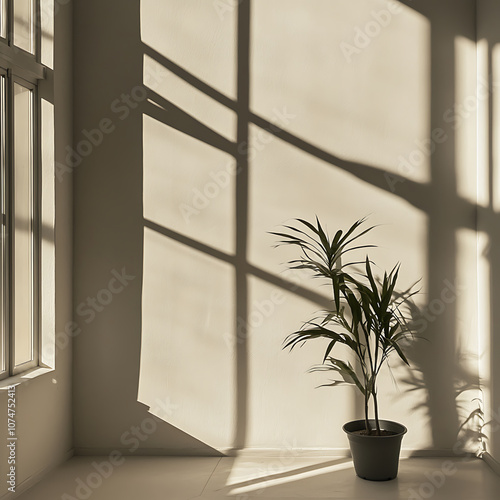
[[14, 0, 34, 54], [40, 0, 54, 68], [0, 76, 5, 373], [0, 0, 6, 39], [13, 83, 34, 367]]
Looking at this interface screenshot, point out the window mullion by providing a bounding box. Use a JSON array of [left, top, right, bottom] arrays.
[[32, 82, 39, 370], [35, 0, 40, 65], [6, 0, 12, 46], [0, 70, 8, 380], [6, 68, 13, 376]]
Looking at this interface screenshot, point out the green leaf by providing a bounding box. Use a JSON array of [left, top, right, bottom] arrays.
[[315, 216, 331, 256], [365, 257, 380, 302], [337, 217, 368, 246], [341, 223, 377, 249], [317, 380, 354, 389], [323, 357, 366, 395], [323, 339, 337, 363], [331, 229, 343, 250], [386, 337, 410, 366]]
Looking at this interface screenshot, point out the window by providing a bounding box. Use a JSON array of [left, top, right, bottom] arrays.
[[0, 0, 44, 379]]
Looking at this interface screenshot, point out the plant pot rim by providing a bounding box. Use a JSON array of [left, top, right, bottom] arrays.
[[343, 419, 407, 438]]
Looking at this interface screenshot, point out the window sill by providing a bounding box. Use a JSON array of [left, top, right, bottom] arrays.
[[0, 365, 54, 389]]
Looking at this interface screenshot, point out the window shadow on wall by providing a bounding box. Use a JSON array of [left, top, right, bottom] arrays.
[[137, 0, 481, 454], [74, 0, 485, 456]]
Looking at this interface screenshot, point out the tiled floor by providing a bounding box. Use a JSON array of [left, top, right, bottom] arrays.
[[15, 455, 500, 500]]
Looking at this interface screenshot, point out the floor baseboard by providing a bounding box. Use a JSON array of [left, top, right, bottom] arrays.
[[74, 447, 225, 457], [73, 447, 474, 459]]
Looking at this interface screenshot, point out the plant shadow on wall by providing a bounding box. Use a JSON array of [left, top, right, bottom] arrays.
[[398, 298, 483, 456], [131, 0, 486, 463]]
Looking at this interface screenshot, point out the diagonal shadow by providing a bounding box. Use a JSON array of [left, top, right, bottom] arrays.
[[144, 218, 332, 310]]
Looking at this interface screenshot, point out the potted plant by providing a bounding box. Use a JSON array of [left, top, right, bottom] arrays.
[[273, 217, 417, 481]]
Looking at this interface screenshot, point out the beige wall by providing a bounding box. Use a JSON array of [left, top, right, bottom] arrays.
[[73, 0, 480, 455], [477, 0, 500, 468], [0, 1, 74, 497]]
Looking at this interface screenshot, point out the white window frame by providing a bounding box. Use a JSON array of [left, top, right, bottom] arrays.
[[0, 0, 45, 380]]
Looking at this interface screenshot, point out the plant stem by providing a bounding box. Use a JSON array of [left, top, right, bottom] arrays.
[[361, 323, 375, 380], [360, 323, 377, 436], [372, 330, 381, 436], [373, 389, 381, 435], [364, 394, 371, 434]]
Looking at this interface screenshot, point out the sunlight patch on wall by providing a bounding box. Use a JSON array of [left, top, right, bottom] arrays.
[[251, 0, 431, 183], [455, 228, 481, 450], [40, 98, 55, 368], [141, 0, 236, 99], [455, 36, 478, 206], [456, 228, 479, 374], [246, 275, 356, 449], [493, 43, 500, 213], [477, 38, 490, 209], [139, 227, 235, 449], [143, 114, 235, 254], [477, 231, 491, 437]]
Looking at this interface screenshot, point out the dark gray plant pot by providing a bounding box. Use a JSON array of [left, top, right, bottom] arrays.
[[343, 419, 407, 481]]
